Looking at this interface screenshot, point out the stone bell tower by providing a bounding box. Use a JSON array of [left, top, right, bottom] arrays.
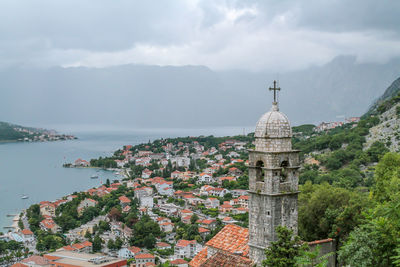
[[248, 81, 300, 265]]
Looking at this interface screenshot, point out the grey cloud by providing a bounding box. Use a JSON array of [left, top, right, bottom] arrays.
[[0, 0, 400, 70]]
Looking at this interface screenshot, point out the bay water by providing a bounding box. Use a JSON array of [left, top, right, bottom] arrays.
[[0, 127, 249, 230]]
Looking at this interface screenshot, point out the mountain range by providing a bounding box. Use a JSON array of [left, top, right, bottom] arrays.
[[1, 55, 400, 130]]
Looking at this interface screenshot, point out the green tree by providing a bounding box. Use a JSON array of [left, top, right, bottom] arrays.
[[107, 239, 115, 250], [84, 230, 92, 239], [190, 214, 199, 225], [338, 226, 381, 266], [367, 141, 389, 163], [92, 235, 102, 252], [115, 237, 123, 250], [262, 226, 305, 267], [130, 215, 161, 248], [296, 245, 333, 267], [372, 152, 400, 202]]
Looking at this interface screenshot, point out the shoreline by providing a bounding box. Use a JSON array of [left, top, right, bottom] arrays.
[[11, 214, 20, 232], [0, 137, 77, 145], [3, 167, 127, 232]]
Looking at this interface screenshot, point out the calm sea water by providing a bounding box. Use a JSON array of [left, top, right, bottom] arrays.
[[0, 127, 250, 230]]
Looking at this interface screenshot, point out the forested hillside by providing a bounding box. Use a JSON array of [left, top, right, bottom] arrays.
[[293, 76, 400, 265], [0, 121, 75, 142]]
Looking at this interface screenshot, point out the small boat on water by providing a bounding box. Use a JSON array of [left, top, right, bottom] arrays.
[[21, 195, 28, 199], [91, 175, 99, 179]]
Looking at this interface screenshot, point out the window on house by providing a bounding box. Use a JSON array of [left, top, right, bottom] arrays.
[[255, 161, 265, 182]]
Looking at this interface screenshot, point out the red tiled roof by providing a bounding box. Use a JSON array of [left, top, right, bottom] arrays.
[[129, 246, 142, 254], [72, 243, 85, 250], [205, 224, 249, 257], [170, 259, 188, 265], [176, 239, 196, 247], [135, 253, 155, 259], [201, 250, 252, 267], [119, 195, 131, 203], [21, 229, 33, 235], [41, 218, 57, 229], [62, 245, 75, 251], [81, 241, 92, 247], [11, 263, 28, 267], [22, 256, 50, 265], [181, 209, 192, 213], [199, 227, 210, 233], [43, 255, 61, 261], [201, 219, 215, 225], [189, 247, 208, 267], [308, 238, 334, 245], [156, 242, 171, 247]]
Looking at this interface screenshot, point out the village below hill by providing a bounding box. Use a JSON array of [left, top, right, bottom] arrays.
[[3, 77, 400, 267], [0, 121, 76, 143], [0, 112, 383, 266], [1, 134, 255, 266]]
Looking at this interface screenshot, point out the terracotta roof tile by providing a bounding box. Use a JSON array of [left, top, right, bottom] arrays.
[[205, 224, 249, 256], [22, 255, 50, 265], [176, 239, 196, 247], [308, 238, 334, 245], [129, 246, 142, 254], [170, 259, 188, 265], [21, 229, 33, 235], [135, 253, 155, 259], [201, 250, 252, 267], [11, 263, 29, 267], [189, 247, 208, 267], [119, 195, 131, 203]]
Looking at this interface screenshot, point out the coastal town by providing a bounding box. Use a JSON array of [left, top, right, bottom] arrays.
[[0, 113, 365, 267], [0, 121, 77, 143], [0, 111, 367, 267], [1, 134, 253, 266]]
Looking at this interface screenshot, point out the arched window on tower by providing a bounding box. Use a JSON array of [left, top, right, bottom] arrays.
[[256, 161, 265, 182], [280, 160, 289, 182]]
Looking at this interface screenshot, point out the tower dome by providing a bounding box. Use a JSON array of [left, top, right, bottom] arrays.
[[254, 102, 292, 139], [254, 81, 292, 152]]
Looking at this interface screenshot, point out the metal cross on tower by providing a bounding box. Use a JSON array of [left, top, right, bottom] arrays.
[[269, 80, 280, 103]]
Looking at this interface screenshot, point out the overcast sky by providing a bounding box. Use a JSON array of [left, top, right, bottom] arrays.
[[1, 0, 400, 72]]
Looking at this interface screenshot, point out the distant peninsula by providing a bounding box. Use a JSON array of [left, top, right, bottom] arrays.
[[0, 121, 76, 143]]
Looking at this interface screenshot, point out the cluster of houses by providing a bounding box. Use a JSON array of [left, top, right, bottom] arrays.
[[12, 126, 76, 143], [10, 138, 252, 266], [314, 117, 360, 132]]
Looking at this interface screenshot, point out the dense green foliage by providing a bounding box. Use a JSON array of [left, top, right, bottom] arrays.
[[374, 92, 400, 116], [90, 157, 118, 168], [0, 239, 24, 264], [295, 245, 332, 267], [130, 215, 161, 249], [263, 226, 305, 267], [299, 182, 369, 242], [26, 204, 43, 232], [292, 124, 316, 135], [0, 122, 26, 141], [35, 231, 66, 251], [337, 153, 400, 266]]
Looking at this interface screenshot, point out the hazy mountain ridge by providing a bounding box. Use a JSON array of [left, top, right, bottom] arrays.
[[363, 77, 400, 151], [366, 77, 400, 115], [1, 55, 400, 129]]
